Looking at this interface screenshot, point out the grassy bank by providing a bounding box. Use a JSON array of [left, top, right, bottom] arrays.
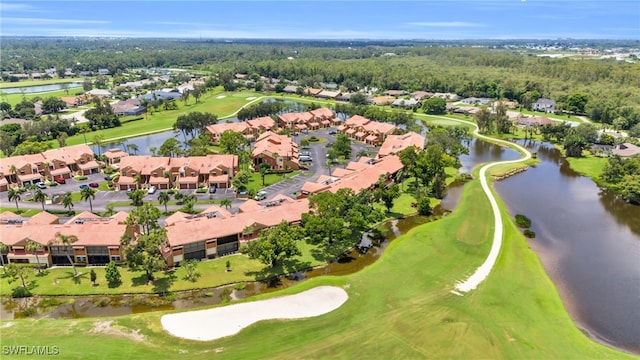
[[1, 174, 633, 359], [0, 77, 85, 89]]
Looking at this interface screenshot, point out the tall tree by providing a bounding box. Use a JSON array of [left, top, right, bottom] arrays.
[[52, 232, 79, 276], [158, 191, 170, 214], [34, 188, 47, 211], [8, 187, 21, 212], [259, 162, 271, 186], [219, 130, 247, 154], [373, 175, 400, 213], [25, 240, 44, 274], [62, 192, 74, 214], [80, 187, 97, 213], [244, 220, 303, 267]]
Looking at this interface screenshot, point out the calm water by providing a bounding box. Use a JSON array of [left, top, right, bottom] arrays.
[[0, 82, 82, 94], [494, 140, 640, 354]]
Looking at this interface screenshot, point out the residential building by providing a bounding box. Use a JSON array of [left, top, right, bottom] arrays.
[[0, 144, 98, 189], [112, 98, 146, 117], [103, 148, 130, 166], [460, 97, 493, 106], [300, 155, 403, 196], [251, 131, 300, 172], [612, 143, 640, 158], [277, 107, 339, 130], [391, 98, 419, 108], [1, 211, 131, 267], [516, 116, 555, 127], [117, 155, 238, 190], [337, 115, 397, 145], [377, 132, 425, 158], [204, 116, 276, 143], [164, 196, 309, 265], [532, 98, 556, 112], [411, 91, 433, 100]]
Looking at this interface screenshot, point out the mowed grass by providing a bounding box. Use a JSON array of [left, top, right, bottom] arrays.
[[0, 77, 85, 89], [1, 175, 633, 359], [564, 153, 608, 181], [62, 90, 259, 147], [1, 88, 85, 106]]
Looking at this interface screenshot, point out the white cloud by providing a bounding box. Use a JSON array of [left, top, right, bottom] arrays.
[[2, 17, 109, 25], [406, 21, 485, 28], [0, 3, 36, 11]]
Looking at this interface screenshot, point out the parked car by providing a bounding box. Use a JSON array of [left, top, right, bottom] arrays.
[[54, 177, 66, 184], [209, 186, 217, 194], [299, 155, 313, 162], [89, 182, 99, 188], [328, 129, 337, 135], [147, 186, 156, 194], [254, 191, 267, 201], [104, 175, 112, 181], [35, 182, 47, 189], [79, 184, 89, 189], [299, 165, 309, 170], [300, 150, 310, 156]]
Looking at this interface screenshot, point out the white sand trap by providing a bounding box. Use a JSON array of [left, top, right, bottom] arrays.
[[161, 286, 348, 341], [245, 96, 257, 101], [216, 95, 226, 99]]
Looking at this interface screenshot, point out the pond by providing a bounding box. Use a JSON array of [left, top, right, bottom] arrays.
[[0, 82, 83, 94], [494, 139, 640, 354]]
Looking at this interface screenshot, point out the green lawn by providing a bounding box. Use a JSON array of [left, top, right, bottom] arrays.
[[61, 90, 259, 148], [564, 153, 608, 181], [0, 77, 85, 89], [1, 172, 632, 359], [246, 171, 301, 193]]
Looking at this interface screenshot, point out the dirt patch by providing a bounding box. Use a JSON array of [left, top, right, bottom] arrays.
[[91, 320, 145, 342]]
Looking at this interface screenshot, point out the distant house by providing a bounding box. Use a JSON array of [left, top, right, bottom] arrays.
[[391, 98, 419, 108], [532, 98, 556, 112], [317, 90, 341, 99], [79, 71, 94, 77], [282, 85, 298, 93], [371, 96, 395, 105], [138, 90, 182, 102], [516, 116, 555, 127], [112, 99, 146, 117], [411, 91, 433, 100], [461, 97, 493, 106], [98, 68, 110, 75], [86, 89, 112, 98], [336, 93, 353, 102], [320, 82, 338, 90], [385, 90, 407, 97], [338, 115, 396, 145], [611, 143, 640, 158]]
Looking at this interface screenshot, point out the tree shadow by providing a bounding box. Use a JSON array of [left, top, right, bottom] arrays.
[[244, 259, 311, 282], [107, 280, 122, 289], [152, 271, 177, 293], [131, 273, 148, 287], [57, 270, 88, 285]]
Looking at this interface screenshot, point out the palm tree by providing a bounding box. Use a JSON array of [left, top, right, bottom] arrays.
[[220, 197, 232, 209], [158, 191, 170, 214], [9, 165, 17, 184], [34, 188, 47, 211], [0, 242, 7, 267], [62, 192, 74, 214], [80, 187, 97, 213], [8, 187, 21, 212], [52, 232, 79, 276], [126, 143, 139, 155], [93, 134, 105, 157], [25, 241, 43, 274]]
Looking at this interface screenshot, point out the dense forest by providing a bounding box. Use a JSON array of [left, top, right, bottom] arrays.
[[2, 38, 640, 129]]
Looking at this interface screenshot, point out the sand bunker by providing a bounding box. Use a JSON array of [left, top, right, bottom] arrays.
[[161, 286, 348, 341], [216, 95, 226, 99], [246, 97, 257, 101]]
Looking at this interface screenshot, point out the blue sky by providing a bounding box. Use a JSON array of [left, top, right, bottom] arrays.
[[1, 1, 638, 40]]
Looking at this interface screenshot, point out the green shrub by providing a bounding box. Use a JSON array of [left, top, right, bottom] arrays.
[[11, 286, 32, 298], [75, 175, 88, 181], [524, 229, 536, 238], [307, 136, 320, 142], [21, 307, 37, 317], [196, 188, 207, 193], [515, 214, 532, 228]]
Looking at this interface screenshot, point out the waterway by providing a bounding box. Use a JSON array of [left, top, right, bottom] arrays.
[[0, 82, 83, 94], [494, 139, 640, 354]]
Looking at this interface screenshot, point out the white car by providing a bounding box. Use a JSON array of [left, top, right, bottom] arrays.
[[147, 186, 156, 194]]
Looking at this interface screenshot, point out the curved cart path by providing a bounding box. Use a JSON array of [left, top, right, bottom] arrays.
[[424, 116, 532, 295]]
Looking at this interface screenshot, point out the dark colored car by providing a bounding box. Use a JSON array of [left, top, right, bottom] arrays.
[[89, 182, 99, 188], [328, 130, 337, 135], [54, 177, 66, 184], [104, 175, 113, 181], [79, 184, 89, 189]]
